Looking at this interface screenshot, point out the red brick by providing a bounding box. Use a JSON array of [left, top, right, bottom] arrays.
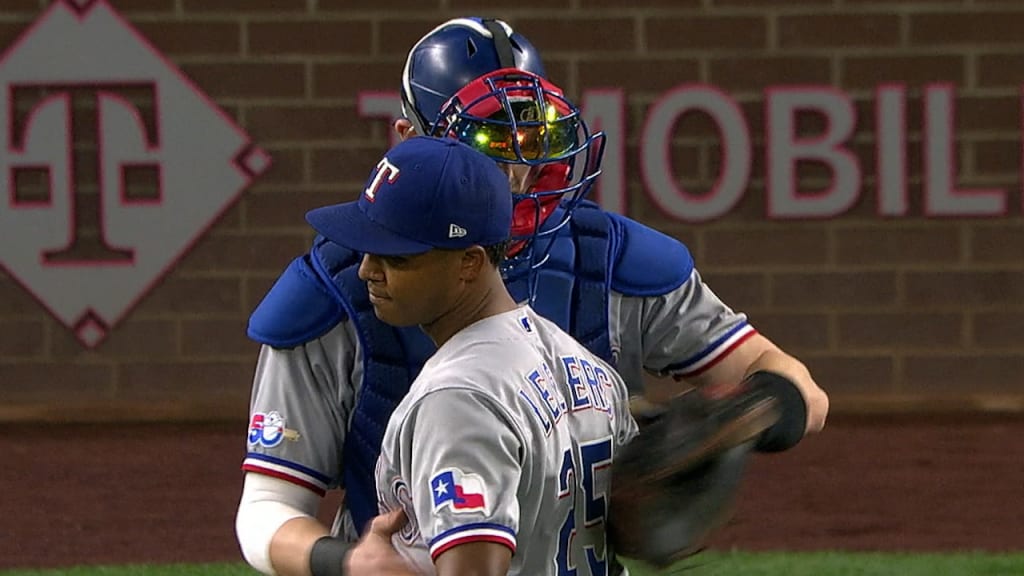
[[318, 0, 436, 9], [710, 57, 831, 93], [971, 224, 1024, 264], [247, 105, 362, 142], [515, 18, 635, 53], [700, 272, 767, 310], [117, 361, 253, 402], [779, 14, 900, 48], [181, 318, 259, 357], [799, 354, 896, 395], [0, 21, 32, 50], [905, 271, 1024, 308], [702, 228, 829, 267], [666, 143, 703, 182], [244, 275, 282, 314], [772, 272, 898, 309], [953, 96, 1018, 134], [376, 18, 447, 56], [842, 55, 966, 90], [314, 61, 404, 99], [52, 318, 173, 358], [215, 201, 244, 232], [0, 364, 114, 401], [973, 311, 1024, 347], [0, 320, 46, 358], [0, 276, 44, 316], [838, 312, 964, 349], [180, 62, 305, 99], [977, 53, 1024, 88], [254, 147, 305, 185], [133, 22, 241, 56], [1, 0, 41, 12], [579, 58, 701, 93], [312, 147, 389, 185], [836, 226, 962, 266], [911, 12, 1024, 45], [581, 0, 700, 6], [647, 16, 767, 51], [716, 0, 832, 4], [450, 0, 570, 8], [971, 139, 1019, 175], [133, 277, 244, 315], [182, 0, 307, 13], [746, 312, 830, 352], [904, 354, 1024, 393], [245, 189, 341, 229], [249, 20, 372, 56], [178, 234, 310, 273], [109, 0, 177, 11]]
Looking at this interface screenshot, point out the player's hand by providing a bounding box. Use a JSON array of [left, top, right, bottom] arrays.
[[345, 508, 418, 576]]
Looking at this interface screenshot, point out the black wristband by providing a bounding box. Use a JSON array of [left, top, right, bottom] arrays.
[[743, 370, 807, 453], [310, 535, 353, 576]]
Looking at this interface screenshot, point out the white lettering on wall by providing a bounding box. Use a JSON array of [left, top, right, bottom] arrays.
[[358, 83, 1018, 221], [641, 84, 751, 222], [924, 84, 1006, 216], [767, 86, 859, 218]]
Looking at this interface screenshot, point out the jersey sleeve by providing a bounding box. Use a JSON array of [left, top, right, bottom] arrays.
[[396, 389, 524, 561], [632, 267, 756, 379], [241, 321, 359, 496]]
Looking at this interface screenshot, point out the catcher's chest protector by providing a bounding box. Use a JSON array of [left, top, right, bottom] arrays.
[[319, 206, 617, 534], [311, 239, 436, 535], [505, 203, 615, 364]]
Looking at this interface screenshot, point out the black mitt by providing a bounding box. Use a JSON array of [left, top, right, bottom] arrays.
[[608, 386, 781, 568]]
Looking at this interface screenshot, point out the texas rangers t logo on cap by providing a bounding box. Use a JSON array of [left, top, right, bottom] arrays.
[[364, 157, 401, 201], [431, 468, 487, 512]]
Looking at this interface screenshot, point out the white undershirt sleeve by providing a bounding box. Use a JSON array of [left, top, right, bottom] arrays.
[[235, 471, 323, 575]]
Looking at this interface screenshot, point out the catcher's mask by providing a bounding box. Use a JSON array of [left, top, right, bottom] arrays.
[[400, 17, 605, 302], [431, 70, 605, 300]]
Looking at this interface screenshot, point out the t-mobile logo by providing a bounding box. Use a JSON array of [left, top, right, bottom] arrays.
[[9, 83, 159, 265]]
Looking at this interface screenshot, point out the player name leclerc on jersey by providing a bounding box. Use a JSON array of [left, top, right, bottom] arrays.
[[519, 355, 614, 435]]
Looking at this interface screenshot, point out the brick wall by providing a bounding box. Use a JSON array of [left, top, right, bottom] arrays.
[[1, 0, 1022, 421]]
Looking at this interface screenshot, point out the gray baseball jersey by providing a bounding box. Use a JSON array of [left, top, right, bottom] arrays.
[[242, 269, 751, 537], [374, 306, 638, 575]]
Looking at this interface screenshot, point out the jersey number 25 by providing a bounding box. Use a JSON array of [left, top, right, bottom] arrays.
[[556, 436, 613, 576]]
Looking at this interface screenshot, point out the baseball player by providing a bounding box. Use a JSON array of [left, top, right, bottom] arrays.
[[302, 135, 637, 576], [235, 17, 829, 576]]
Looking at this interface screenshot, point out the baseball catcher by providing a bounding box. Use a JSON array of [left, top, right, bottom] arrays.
[[609, 370, 807, 568]]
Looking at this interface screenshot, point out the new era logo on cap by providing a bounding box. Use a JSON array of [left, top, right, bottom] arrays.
[[448, 223, 467, 238]]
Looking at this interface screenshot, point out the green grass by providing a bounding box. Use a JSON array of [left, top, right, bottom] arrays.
[[3, 552, 1024, 576]]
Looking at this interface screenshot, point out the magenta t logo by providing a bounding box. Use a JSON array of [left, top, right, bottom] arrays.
[[0, 0, 271, 347]]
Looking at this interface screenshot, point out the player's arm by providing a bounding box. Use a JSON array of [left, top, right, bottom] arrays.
[[687, 332, 828, 437], [237, 472, 327, 576], [236, 326, 356, 576], [638, 268, 828, 450], [405, 389, 522, 576], [435, 542, 513, 576]]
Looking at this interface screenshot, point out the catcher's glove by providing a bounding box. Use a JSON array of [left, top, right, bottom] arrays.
[[608, 384, 781, 568]]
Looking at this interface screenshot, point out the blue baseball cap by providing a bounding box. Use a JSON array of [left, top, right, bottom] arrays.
[[306, 137, 513, 255]]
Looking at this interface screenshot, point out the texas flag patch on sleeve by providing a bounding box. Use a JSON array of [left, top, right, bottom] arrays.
[[430, 468, 487, 513]]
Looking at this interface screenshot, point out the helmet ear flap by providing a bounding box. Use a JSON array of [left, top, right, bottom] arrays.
[[400, 90, 428, 136]]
